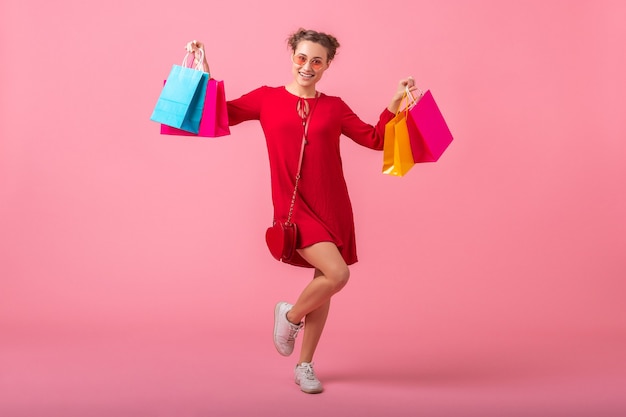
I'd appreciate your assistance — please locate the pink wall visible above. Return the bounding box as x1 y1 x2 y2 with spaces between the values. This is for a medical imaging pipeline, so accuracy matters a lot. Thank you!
1 0 625 413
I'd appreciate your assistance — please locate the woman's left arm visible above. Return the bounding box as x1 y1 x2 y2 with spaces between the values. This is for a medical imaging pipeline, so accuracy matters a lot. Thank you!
341 76 418 150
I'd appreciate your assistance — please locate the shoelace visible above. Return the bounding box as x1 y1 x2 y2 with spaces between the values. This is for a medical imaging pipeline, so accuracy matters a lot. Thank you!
301 363 317 381
287 323 302 342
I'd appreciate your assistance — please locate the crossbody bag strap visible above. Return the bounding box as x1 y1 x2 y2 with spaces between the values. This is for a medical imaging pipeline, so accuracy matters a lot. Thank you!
285 92 320 225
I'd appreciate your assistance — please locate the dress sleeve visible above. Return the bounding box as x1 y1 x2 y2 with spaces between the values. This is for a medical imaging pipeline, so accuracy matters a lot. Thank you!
226 86 268 126
339 99 395 150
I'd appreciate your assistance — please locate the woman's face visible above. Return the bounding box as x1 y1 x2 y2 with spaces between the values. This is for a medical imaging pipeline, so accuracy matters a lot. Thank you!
291 40 330 88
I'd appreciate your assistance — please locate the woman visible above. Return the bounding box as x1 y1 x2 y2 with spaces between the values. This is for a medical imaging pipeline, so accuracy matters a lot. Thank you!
187 29 415 394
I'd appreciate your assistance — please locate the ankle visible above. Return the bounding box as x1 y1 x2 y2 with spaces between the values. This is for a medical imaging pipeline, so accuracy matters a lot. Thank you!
286 311 301 325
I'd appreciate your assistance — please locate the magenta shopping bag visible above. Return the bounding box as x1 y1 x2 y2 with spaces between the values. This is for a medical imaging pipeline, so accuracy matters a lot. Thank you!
406 89 453 162
160 78 230 137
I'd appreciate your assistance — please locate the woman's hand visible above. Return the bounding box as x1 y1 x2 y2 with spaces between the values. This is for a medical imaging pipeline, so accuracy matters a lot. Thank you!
185 40 210 73
387 76 418 113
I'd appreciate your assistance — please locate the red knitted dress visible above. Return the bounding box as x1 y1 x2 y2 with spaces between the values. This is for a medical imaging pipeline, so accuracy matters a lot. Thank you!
227 86 393 267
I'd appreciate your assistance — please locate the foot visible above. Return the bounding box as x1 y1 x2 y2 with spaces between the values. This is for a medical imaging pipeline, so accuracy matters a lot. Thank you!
273 302 303 356
294 362 323 394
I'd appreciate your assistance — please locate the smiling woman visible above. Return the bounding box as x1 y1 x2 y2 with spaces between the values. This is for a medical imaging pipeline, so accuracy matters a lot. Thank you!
286 29 339 97
288 40 331 97
4 0 626 413
185 28 416 394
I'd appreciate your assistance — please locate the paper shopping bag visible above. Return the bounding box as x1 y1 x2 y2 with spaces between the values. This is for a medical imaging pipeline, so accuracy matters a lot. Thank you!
406 90 453 162
382 111 415 176
160 78 230 137
150 64 209 134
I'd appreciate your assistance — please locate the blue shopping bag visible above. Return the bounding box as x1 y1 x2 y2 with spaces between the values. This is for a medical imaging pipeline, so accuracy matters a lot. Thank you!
150 53 209 134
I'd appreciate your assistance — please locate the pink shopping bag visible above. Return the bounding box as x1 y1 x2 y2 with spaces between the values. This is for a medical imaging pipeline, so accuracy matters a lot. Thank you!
160 78 230 137
406 90 453 162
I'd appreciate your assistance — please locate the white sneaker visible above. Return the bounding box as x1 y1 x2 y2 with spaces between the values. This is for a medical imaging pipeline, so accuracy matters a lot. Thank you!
295 362 323 394
273 302 303 356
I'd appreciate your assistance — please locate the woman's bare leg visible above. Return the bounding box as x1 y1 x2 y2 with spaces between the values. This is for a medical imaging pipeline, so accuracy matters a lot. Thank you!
286 242 349 364
298 296 330 364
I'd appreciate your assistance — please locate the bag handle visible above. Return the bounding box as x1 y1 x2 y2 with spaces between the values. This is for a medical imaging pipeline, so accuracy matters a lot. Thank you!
394 93 411 116
182 48 205 71
405 85 425 109
285 92 320 225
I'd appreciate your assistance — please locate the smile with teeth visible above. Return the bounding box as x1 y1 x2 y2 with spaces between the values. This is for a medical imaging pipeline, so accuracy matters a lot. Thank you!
299 71 314 79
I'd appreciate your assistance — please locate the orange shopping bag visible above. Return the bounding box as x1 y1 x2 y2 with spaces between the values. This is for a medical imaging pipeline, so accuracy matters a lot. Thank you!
382 98 415 176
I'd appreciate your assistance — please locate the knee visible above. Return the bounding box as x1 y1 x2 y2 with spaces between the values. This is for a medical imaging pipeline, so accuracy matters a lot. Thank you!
327 265 350 292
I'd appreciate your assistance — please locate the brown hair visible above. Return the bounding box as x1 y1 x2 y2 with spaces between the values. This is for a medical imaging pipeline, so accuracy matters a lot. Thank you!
287 28 340 62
